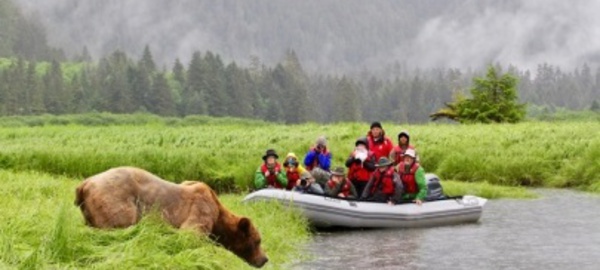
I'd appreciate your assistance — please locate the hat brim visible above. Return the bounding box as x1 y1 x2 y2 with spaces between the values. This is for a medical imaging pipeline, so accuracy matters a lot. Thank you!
262 154 279 161
375 161 393 167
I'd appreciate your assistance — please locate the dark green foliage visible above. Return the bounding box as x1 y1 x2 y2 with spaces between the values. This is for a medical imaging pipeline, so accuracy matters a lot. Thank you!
432 66 526 124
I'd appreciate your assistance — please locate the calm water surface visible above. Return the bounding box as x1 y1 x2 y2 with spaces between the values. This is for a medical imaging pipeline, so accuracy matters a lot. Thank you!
293 190 600 270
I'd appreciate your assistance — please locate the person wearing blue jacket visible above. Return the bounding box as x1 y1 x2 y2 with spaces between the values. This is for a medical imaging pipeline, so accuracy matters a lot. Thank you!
304 135 332 187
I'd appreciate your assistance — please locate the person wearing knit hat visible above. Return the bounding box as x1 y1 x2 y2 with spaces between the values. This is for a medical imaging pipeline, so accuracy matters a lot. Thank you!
360 157 403 205
303 135 332 187
396 148 427 205
345 137 376 196
325 167 358 199
292 171 324 195
254 149 288 190
283 152 307 190
366 121 394 162
389 130 419 165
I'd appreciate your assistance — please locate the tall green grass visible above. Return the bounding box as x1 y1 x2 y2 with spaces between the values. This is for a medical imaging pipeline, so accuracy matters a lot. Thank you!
0 169 310 269
0 114 597 192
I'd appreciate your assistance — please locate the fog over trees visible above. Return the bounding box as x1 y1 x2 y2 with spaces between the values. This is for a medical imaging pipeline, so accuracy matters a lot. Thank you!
1 0 599 123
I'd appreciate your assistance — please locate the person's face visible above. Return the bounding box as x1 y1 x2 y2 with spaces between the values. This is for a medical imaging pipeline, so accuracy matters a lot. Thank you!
371 127 382 137
355 144 366 152
332 174 344 182
403 156 414 164
378 166 387 172
399 136 408 145
266 157 276 165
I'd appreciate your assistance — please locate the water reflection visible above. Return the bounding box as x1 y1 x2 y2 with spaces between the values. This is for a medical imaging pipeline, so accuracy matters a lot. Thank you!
294 190 600 270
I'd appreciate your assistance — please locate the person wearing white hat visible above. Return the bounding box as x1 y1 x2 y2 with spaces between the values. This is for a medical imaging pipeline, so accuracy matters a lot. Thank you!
397 148 427 205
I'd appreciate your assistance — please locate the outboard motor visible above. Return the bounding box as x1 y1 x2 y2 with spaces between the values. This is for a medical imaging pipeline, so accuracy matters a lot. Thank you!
425 173 445 201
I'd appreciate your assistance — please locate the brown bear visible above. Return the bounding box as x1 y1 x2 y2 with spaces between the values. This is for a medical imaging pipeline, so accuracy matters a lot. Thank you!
74 166 268 268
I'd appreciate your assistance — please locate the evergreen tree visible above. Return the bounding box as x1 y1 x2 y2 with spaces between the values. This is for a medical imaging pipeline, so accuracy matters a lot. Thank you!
203 52 227 116
140 45 156 72
183 51 207 115
148 72 175 116
225 62 253 118
42 60 67 114
98 51 133 113
25 61 45 114
431 66 526 123
333 76 361 122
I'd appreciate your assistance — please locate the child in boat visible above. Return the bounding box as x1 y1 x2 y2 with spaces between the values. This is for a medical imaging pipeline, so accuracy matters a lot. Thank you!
283 152 307 190
325 167 358 199
254 149 288 190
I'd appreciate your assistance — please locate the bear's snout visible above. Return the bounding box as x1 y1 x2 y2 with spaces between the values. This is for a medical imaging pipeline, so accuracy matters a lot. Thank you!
253 256 268 268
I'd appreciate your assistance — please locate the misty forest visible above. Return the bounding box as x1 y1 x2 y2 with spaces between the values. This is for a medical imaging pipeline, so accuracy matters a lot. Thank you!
1 0 600 123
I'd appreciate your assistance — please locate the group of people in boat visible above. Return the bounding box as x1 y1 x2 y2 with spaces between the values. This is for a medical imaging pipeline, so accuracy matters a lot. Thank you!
255 122 428 205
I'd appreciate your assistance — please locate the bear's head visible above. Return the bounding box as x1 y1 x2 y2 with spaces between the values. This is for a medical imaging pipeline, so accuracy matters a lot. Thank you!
216 217 268 268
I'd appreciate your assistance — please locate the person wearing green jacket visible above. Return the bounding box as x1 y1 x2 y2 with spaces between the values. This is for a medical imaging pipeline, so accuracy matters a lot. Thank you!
397 149 427 205
254 149 288 189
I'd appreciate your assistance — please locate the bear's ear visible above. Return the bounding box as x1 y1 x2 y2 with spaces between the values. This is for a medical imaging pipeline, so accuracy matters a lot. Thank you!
238 217 251 235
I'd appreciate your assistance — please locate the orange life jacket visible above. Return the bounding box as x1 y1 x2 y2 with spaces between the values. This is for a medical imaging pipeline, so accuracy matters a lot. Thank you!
261 163 283 189
370 167 396 195
398 162 420 194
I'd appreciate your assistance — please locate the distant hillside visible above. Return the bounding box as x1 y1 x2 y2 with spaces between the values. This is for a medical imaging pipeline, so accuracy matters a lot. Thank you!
14 0 600 73
0 0 62 60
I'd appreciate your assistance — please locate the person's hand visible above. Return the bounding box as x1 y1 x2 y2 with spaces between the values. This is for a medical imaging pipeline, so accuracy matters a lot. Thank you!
338 193 346 198
387 200 395 206
414 199 423 206
264 171 271 177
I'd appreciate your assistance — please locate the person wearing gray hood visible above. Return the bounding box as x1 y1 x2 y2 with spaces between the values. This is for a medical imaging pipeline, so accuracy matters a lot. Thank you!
390 130 418 166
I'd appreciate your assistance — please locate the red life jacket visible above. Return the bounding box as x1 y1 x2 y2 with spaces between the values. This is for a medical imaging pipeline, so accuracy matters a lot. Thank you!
398 162 420 194
260 163 284 189
285 169 300 190
306 147 329 171
348 151 375 182
327 179 353 197
392 145 415 165
367 132 393 162
370 167 396 195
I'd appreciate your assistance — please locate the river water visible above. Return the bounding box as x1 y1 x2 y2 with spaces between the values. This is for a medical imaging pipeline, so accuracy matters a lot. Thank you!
293 190 600 270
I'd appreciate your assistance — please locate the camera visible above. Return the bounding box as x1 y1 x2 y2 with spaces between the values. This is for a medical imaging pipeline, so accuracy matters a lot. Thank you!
300 179 308 187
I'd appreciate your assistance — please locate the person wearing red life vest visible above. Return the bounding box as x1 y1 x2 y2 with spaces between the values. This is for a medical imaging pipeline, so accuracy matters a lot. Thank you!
397 149 427 205
283 152 307 190
366 122 394 162
254 149 288 190
389 130 418 165
360 157 402 205
345 137 376 196
325 167 358 199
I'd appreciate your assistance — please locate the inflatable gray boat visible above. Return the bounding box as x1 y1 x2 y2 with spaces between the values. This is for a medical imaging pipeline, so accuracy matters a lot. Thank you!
243 175 487 228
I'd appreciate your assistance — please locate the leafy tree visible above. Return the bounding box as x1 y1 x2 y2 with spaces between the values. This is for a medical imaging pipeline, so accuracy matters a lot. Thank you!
431 66 526 123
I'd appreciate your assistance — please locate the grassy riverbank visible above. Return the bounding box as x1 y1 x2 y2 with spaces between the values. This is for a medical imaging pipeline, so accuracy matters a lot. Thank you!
0 113 597 193
0 169 310 269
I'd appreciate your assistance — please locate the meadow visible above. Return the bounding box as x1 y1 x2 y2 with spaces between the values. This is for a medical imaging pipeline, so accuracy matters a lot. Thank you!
0 169 310 269
2 113 599 268
0 113 597 192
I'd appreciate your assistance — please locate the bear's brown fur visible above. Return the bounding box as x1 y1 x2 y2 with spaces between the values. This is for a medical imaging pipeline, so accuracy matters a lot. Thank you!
75 167 268 268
